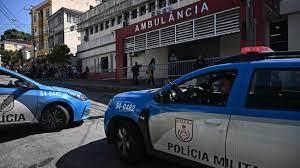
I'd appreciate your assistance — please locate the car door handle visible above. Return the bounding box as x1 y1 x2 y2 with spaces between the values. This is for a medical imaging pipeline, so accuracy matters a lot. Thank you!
205 119 223 126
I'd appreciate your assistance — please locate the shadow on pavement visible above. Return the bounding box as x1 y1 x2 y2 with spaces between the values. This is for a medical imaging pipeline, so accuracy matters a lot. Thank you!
0 124 45 143
56 138 183 168
0 122 83 143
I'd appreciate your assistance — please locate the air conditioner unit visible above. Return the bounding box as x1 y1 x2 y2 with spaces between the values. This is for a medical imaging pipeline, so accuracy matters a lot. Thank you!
162 6 172 14
84 36 89 41
70 25 75 31
151 11 156 17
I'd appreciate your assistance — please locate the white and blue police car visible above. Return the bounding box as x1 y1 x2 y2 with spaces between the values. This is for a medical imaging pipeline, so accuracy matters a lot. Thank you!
0 66 90 131
104 47 300 168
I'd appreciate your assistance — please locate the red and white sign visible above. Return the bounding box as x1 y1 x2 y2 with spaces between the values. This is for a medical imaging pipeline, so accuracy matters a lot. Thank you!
135 1 209 33
121 0 240 36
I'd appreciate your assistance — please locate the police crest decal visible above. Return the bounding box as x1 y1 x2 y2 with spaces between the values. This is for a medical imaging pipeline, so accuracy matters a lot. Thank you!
175 118 193 142
0 95 14 112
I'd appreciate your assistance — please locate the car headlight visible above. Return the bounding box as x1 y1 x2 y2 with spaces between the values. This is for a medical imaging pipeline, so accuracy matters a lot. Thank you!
68 93 88 101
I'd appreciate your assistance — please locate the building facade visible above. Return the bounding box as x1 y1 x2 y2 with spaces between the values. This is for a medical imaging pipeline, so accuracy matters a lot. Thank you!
280 0 300 51
48 8 83 56
30 0 101 59
78 0 293 80
0 39 31 52
0 40 32 60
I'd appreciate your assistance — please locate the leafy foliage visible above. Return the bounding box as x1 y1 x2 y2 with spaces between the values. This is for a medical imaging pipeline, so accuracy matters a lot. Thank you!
1 29 31 41
47 44 71 64
0 49 23 64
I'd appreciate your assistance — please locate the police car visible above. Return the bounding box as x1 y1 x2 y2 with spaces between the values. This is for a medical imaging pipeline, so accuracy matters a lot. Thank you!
0 66 90 131
104 47 300 168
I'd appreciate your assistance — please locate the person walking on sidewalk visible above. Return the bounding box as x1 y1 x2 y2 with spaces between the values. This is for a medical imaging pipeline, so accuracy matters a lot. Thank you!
193 56 207 71
84 66 89 79
146 58 156 87
131 62 142 84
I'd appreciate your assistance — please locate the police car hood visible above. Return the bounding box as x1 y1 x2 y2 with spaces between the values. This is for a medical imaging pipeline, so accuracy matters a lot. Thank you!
114 88 160 101
40 85 83 95
51 86 83 95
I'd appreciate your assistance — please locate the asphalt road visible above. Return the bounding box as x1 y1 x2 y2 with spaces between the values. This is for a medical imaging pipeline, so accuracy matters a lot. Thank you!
0 84 182 168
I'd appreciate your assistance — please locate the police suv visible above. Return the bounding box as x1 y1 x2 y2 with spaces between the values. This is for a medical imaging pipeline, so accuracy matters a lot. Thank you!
0 67 90 131
104 47 300 168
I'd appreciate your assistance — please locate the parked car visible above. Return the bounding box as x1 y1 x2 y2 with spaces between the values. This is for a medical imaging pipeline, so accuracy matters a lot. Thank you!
104 47 300 168
0 66 90 131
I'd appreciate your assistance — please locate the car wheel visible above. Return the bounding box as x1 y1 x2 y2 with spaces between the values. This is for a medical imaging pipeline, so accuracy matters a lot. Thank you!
113 121 145 163
40 105 70 131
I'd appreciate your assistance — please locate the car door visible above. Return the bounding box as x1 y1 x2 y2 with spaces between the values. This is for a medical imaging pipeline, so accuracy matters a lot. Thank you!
0 70 38 125
148 68 239 168
226 67 300 168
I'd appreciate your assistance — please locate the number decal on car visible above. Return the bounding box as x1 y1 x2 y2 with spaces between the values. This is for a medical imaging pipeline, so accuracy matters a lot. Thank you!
40 91 61 97
115 102 136 112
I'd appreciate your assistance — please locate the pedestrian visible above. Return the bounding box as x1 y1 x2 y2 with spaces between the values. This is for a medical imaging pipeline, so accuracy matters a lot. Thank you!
146 58 156 87
84 66 89 79
193 56 207 71
131 62 142 84
169 52 178 76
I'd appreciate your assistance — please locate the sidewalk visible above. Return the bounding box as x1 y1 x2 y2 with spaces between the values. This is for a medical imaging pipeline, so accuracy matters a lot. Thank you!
39 79 160 93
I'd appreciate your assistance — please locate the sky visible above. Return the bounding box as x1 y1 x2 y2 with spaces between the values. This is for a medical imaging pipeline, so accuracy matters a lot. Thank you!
0 0 43 35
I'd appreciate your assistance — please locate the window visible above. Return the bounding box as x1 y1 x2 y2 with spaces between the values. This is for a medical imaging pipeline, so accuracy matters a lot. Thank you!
132 9 138 19
101 57 109 71
247 69 300 111
0 71 32 88
169 0 177 5
124 12 130 21
58 16 62 23
95 25 99 33
67 13 72 23
149 2 155 12
117 15 122 24
160 70 237 106
105 21 110 29
34 14 37 22
85 27 89 36
100 23 104 31
90 27 94 34
111 18 115 27
46 9 50 17
94 59 96 72
159 0 166 8
140 6 146 16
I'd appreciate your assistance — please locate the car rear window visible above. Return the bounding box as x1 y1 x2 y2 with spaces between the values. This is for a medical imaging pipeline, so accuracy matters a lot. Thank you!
247 69 300 111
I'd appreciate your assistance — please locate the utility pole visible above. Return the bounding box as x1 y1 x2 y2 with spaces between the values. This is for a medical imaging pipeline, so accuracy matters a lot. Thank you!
246 0 256 46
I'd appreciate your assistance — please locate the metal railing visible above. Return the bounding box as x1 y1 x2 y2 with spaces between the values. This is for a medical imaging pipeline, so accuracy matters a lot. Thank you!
86 56 226 80
122 57 225 80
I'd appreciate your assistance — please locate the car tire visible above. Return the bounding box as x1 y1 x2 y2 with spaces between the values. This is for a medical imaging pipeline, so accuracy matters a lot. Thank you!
113 120 145 163
40 105 70 131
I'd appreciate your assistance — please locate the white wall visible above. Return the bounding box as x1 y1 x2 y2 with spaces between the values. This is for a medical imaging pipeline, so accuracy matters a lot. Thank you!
288 12 300 51
81 52 115 72
52 0 98 14
63 12 81 55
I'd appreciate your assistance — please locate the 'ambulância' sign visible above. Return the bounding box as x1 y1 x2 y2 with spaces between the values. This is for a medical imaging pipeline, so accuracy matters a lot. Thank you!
135 1 209 33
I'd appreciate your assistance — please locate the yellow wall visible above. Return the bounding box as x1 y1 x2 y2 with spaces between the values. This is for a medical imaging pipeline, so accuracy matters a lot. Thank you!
3 43 25 51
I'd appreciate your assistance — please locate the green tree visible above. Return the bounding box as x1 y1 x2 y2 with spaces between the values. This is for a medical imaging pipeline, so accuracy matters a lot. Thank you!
47 44 71 64
0 49 23 64
0 29 31 41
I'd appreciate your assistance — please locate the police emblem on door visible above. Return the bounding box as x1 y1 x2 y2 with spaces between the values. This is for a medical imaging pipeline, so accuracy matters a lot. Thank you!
0 95 14 112
175 118 193 142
